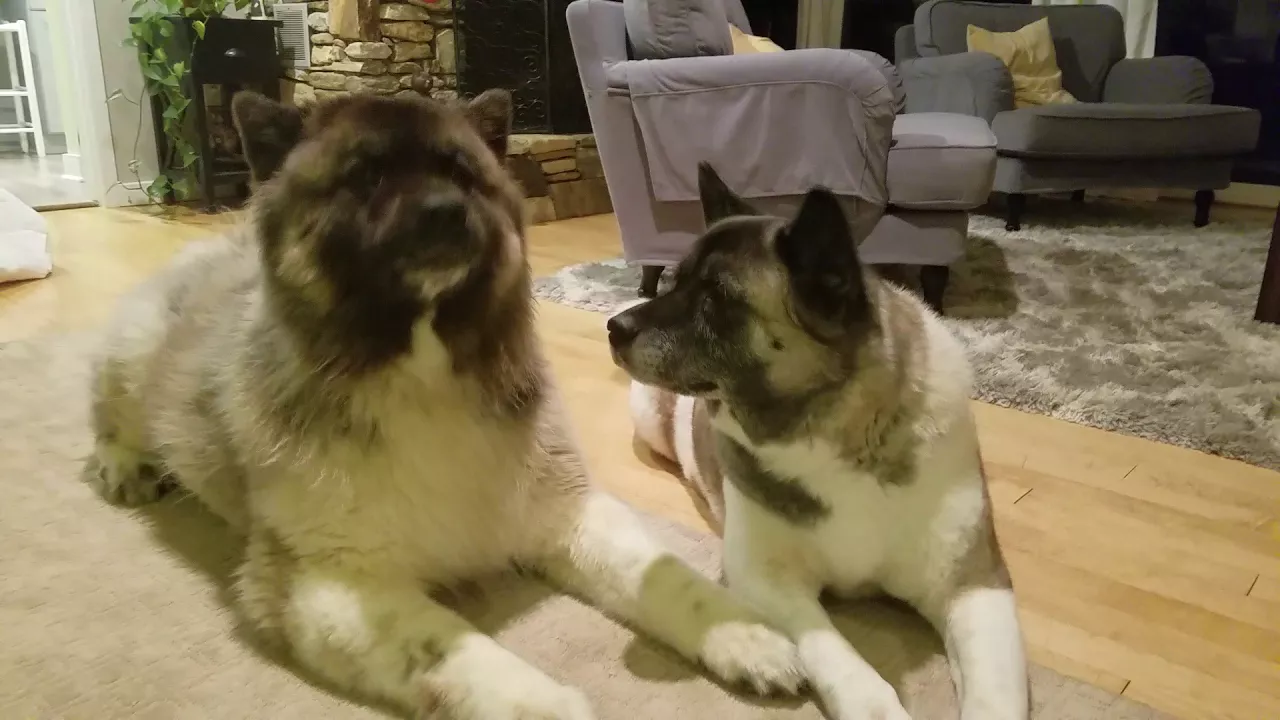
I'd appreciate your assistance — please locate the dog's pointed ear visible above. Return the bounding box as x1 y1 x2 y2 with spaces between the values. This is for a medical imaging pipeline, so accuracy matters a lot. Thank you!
231 91 304 185
698 162 757 226
774 187 872 334
463 88 513 159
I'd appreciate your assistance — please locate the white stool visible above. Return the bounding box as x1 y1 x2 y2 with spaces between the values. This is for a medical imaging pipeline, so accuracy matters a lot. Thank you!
0 20 45 157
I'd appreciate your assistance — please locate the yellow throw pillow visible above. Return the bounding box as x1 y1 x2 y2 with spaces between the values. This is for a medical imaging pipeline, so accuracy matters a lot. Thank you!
729 24 784 54
966 18 1076 108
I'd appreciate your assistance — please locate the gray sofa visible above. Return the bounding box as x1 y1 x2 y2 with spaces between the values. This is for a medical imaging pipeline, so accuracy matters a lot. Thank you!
896 0 1262 231
566 0 997 311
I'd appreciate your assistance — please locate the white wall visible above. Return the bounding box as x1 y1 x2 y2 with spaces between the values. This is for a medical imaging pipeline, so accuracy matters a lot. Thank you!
94 0 159 192
44 0 79 176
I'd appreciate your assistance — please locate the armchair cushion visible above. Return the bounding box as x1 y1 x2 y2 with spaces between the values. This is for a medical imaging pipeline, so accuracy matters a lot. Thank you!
992 103 1261 160
1103 57 1214 105
900 51 1015 124
611 49 896 205
624 0 732 60
965 18 1076 108
729 24 784 54
912 0 1125 101
888 113 996 211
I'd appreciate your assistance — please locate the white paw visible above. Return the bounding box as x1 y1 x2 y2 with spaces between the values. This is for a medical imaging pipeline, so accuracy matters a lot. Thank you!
440 669 596 720
87 439 160 507
824 680 912 720
700 621 806 696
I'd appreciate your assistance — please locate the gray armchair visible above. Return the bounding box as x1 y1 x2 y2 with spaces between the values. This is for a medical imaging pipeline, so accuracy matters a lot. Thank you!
896 0 1261 231
566 0 997 311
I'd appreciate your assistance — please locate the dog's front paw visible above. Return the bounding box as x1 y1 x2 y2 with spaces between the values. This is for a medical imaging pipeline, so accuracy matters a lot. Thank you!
86 439 162 507
700 621 805 696
824 680 912 720
434 668 596 720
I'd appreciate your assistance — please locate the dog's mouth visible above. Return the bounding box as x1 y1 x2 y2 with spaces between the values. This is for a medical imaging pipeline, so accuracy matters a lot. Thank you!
607 332 718 396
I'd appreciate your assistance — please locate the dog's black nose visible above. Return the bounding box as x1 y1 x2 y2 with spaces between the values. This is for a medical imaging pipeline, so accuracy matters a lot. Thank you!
607 313 639 348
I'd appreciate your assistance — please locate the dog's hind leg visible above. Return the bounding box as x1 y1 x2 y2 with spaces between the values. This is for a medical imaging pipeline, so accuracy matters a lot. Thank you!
925 587 1029 720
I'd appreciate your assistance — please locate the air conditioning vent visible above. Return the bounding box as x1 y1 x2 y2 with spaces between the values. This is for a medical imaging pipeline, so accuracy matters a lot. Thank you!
273 3 310 69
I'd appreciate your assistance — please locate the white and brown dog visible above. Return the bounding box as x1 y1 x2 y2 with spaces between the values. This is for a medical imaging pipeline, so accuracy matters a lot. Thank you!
609 164 1030 720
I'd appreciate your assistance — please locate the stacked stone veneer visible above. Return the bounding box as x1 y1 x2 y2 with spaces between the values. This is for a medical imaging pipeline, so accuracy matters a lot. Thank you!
283 0 456 105
507 134 611 223
280 0 610 222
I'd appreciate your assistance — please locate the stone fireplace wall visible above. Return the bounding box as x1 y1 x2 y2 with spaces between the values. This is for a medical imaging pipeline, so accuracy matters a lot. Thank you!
282 0 456 105
278 0 609 222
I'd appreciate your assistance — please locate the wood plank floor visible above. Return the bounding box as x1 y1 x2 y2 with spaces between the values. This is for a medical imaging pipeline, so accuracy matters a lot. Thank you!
4 207 1278 720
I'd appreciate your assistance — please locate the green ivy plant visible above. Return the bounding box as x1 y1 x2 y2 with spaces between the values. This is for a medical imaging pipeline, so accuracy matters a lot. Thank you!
117 0 251 203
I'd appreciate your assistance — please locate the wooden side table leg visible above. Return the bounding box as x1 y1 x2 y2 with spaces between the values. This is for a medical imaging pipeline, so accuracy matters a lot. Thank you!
1256 206 1280 325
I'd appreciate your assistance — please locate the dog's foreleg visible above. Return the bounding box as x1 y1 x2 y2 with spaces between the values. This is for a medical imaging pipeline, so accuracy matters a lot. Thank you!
534 492 804 695
932 587 1030 720
723 557 911 720
271 563 595 719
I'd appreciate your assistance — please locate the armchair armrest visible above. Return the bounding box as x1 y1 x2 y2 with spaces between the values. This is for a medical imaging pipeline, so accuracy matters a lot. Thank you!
848 49 905 115
900 52 1014 124
607 48 893 106
1103 56 1214 104
608 49 896 206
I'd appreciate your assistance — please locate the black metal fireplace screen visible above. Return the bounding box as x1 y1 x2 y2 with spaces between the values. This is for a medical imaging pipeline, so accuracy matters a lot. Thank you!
454 0 592 134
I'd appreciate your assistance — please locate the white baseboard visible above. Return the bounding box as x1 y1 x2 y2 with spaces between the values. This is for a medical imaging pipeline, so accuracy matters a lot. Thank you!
102 180 154 208
60 152 83 180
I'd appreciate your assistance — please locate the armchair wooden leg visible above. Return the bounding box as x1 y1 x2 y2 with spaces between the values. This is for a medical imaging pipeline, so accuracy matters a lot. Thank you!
920 265 950 315
1194 190 1214 228
639 265 664 298
1005 193 1026 232
1255 205 1280 325
1071 189 1086 203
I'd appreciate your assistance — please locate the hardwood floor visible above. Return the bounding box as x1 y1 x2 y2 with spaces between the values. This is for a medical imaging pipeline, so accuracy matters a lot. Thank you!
4 207 1278 719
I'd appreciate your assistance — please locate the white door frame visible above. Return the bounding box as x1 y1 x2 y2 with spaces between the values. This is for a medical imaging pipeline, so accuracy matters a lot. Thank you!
50 0 121 207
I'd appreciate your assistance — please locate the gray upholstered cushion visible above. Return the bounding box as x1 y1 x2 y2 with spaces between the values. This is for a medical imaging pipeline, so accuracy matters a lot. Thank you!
912 0 1125 102
992 103 1261 159
889 113 996 210
1102 57 1215 105
624 0 732 60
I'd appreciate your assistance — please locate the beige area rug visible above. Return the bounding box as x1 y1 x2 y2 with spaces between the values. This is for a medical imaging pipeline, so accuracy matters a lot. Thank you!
0 331 1172 719
534 200 1280 471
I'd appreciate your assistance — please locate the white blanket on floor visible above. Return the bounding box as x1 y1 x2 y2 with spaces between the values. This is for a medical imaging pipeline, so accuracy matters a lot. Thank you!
0 188 52 284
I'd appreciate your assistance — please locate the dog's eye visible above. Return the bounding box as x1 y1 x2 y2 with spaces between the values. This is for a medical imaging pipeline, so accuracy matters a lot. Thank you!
700 294 716 315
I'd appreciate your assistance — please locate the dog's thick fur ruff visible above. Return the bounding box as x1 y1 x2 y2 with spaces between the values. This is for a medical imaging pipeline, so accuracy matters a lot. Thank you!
611 165 1031 720
86 92 803 719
